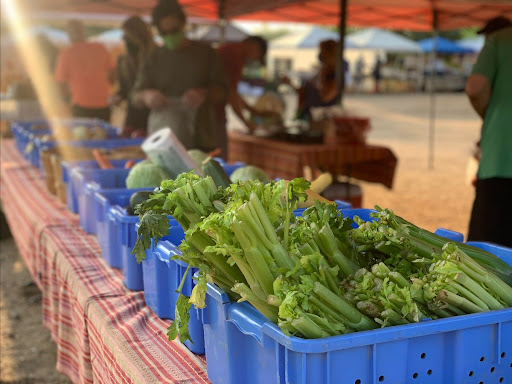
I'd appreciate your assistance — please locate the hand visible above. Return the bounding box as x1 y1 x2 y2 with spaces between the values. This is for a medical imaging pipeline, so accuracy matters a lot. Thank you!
109 94 123 106
143 89 169 109
245 120 258 134
182 88 206 109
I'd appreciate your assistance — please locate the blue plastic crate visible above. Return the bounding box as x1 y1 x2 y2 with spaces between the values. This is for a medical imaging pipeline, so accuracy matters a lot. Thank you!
63 158 143 214
13 119 119 167
201 208 512 384
294 199 352 217
71 168 131 230
139 223 205 355
94 188 152 268
62 159 138 213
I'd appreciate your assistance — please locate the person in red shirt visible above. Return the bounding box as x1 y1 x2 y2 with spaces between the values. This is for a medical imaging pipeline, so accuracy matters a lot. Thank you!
217 36 267 134
55 20 115 121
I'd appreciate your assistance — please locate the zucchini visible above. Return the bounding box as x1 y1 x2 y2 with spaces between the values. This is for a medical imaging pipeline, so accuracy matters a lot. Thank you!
201 157 232 188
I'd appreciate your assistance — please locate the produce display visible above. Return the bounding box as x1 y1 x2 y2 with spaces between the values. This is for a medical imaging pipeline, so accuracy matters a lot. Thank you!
133 174 512 342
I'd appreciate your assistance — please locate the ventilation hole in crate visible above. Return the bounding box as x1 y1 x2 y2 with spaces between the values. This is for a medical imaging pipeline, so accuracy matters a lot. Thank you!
510 363 512 368
491 367 495 373
427 370 432 375
499 378 504 383
469 371 475 377
379 376 384 382
412 373 419 379
478 381 484 384
481 357 486 362
355 380 361 384
420 353 426 359
502 352 506 358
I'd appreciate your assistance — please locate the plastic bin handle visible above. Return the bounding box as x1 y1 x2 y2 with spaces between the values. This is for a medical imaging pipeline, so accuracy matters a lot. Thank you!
226 303 267 346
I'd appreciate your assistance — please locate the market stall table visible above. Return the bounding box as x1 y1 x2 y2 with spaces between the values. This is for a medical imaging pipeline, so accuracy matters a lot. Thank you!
0 138 209 384
228 131 397 188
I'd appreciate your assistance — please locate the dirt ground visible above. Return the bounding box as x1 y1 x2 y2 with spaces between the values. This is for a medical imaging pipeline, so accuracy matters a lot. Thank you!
0 92 481 383
0 234 71 383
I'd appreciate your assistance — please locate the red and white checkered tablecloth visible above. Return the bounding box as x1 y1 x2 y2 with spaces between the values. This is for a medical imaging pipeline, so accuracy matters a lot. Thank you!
0 139 209 384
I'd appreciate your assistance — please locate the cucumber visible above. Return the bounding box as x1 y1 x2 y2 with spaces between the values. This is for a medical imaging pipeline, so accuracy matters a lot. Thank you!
201 157 232 188
129 191 153 210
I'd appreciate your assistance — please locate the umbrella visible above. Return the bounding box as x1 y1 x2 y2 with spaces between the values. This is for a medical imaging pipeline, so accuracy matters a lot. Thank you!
458 36 485 52
271 27 355 49
346 28 422 53
419 36 474 54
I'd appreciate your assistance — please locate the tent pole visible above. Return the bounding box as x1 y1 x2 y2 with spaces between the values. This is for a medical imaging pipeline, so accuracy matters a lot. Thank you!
218 0 226 45
428 9 438 170
337 0 348 106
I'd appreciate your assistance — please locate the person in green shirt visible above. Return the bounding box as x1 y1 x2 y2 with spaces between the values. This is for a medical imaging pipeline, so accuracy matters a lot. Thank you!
465 16 512 247
132 0 228 157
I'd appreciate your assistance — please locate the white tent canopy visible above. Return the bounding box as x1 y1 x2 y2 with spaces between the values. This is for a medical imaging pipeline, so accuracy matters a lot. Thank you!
346 28 422 53
188 23 249 43
457 36 485 52
1 25 70 46
271 27 353 49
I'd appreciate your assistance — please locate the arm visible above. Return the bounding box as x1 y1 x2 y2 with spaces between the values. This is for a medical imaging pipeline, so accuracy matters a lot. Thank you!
131 53 168 109
465 74 491 119
467 34 497 120
228 89 257 132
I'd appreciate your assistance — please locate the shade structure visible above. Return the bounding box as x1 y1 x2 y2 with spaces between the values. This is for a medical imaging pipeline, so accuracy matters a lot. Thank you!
346 28 422 52
419 36 474 53
271 27 356 49
6 0 512 32
89 28 163 46
457 36 485 52
189 23 249 42
1 25 70 46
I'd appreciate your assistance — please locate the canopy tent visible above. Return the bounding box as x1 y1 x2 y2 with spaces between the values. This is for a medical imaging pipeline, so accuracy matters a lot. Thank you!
1 25 70 46
346 28 422 52
458 36 485 52
188 23 249 43
419 36 474 54
271 27 355 49
89 28 163 46
7 0 512 31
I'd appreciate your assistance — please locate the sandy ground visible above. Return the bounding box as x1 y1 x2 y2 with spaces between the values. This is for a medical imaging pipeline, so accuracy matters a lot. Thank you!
0 92 481 382
344 92 480 237
0 237 71 384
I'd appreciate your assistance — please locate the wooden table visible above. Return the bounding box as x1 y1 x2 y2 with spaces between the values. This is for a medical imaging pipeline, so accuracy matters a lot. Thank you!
228 131 398 189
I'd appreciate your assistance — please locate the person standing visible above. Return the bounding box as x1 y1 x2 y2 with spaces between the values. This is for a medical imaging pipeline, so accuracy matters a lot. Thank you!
372 55 382 93
54 20 115 121
465 16 512 247
354 55 365 93
112 16 155 138
132 0 228 156
217 35 268 135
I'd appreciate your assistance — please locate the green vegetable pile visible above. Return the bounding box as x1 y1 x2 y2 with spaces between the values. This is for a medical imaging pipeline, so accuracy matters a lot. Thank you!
133 173 512 342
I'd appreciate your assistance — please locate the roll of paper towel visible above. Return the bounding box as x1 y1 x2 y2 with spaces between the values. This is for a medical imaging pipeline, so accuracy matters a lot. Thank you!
142 127 202 178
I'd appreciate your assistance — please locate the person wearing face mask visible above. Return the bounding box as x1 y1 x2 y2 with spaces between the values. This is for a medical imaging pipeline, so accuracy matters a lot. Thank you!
111 16 155 138
217 36 268 134
132 0 228 156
